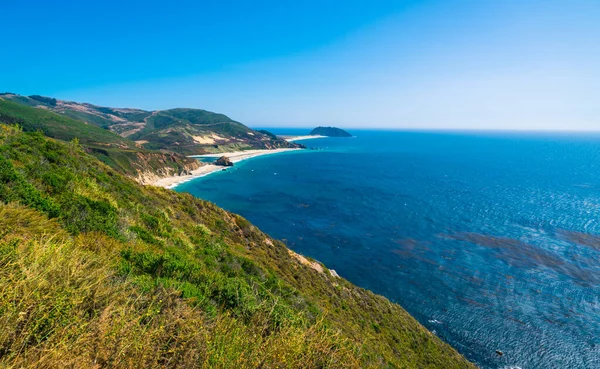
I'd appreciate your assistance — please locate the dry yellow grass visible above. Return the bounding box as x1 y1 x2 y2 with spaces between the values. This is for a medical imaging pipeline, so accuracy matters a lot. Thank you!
0 123 476 369
0 204 363 369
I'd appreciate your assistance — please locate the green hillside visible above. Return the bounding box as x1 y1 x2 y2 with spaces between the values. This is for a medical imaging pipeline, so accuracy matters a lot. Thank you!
0 99 199 182
0 98 135 149
0 93 151 130
131 108 298 155
0 124 476 368
0 94 301 155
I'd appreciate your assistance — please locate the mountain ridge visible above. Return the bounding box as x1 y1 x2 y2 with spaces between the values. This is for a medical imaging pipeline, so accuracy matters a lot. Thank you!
0 98 201 184
0 93 301 155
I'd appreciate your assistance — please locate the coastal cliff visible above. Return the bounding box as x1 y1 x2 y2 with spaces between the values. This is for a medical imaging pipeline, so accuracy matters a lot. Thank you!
86 147 202 185
131 153 202 185
0 95 476 368
0 123 476 367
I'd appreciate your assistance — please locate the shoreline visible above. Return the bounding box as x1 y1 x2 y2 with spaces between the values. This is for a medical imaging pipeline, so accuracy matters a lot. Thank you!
281 135 326 142
152 148 302 189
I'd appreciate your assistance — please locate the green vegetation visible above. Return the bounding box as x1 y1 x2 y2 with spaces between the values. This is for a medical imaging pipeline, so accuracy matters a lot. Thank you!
310 126 352 137
145 108 239 130
0 99 199 182
0 98 135 149
28 95 57 106
130 108 300 155
0 93 151 129
257 129 278 139
0 93 302 156
0 123 476 368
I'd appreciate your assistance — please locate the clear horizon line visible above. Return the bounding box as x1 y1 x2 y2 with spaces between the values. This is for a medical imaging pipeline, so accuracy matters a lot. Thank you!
3 92 598 134
252 126 600 133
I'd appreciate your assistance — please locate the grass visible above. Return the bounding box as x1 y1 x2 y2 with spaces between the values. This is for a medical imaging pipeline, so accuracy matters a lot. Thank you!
0 206 359 368
0 99 135 149
1 94 300 156
0 99 199 181
0 93 151 129
130 108 300 155
0 123 477 368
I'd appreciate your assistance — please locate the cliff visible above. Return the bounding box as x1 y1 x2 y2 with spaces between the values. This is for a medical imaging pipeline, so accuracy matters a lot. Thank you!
0 123 476 368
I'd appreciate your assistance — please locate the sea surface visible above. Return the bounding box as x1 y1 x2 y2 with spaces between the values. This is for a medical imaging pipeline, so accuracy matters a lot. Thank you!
176 130 600 369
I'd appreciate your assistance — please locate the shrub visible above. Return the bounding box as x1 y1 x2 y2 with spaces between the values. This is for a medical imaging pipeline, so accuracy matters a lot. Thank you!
0 156 60 217
60 194 119 236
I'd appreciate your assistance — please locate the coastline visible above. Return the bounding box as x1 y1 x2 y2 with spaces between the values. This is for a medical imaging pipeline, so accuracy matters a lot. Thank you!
152 148 302 189
282 135 326 142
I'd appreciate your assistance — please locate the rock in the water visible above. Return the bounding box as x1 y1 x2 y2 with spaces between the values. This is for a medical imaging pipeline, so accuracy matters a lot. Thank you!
215 156 233 166
309 126 352 137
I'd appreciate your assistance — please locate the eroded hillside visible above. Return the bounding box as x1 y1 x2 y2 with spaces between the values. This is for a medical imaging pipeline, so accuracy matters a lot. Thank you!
0 94 301 155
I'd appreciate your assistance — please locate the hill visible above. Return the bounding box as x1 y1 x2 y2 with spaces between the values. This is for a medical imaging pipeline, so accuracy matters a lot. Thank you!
0 124 476 367
129 108 301 155
0 98 200 184
310 126 352 137
0 93 301 155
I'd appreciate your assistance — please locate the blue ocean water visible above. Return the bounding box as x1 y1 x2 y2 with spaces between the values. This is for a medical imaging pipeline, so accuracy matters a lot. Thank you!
176 130 600 369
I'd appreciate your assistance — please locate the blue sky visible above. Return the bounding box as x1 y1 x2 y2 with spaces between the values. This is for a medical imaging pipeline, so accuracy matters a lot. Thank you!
2 0 599 129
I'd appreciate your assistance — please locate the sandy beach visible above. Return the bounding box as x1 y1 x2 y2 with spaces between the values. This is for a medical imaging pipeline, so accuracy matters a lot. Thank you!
152 148 302 189
281 135 326 142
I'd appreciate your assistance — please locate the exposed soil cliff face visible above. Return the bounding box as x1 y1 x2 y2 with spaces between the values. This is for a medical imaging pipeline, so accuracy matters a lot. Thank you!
132 152 202 185
85 146 202 185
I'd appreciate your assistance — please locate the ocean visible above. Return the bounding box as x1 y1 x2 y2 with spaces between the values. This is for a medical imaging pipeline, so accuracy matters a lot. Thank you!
175 129 600 369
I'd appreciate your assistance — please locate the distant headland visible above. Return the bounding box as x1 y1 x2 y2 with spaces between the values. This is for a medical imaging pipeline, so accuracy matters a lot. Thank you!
278 126 352 142
309 126 352 137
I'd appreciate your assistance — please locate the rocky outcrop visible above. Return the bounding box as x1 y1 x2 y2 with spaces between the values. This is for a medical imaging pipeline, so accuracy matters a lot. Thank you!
133 155 202 185
287 249 325 274
135 168 184 185
118 152 203 185
310 126 352 137
215 156 233 166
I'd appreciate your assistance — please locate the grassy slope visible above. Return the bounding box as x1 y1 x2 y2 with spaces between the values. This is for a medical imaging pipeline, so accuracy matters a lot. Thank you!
0 98 135 149
0 100 198 180
0 124 476 368
0 94 299 155
132 108 299 155
0 93 152 130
